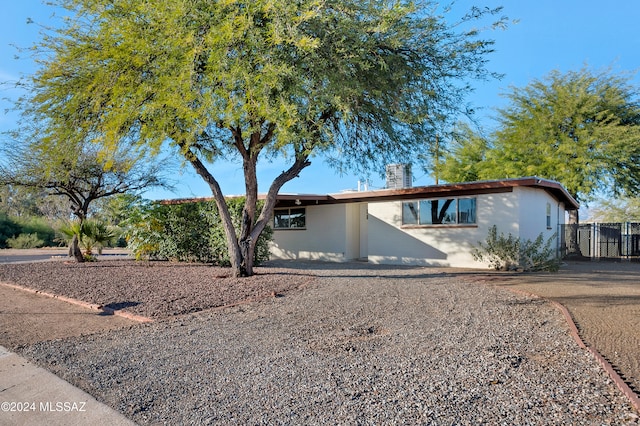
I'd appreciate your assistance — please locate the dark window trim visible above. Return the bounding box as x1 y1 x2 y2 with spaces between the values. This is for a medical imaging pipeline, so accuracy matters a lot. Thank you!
401 197 477 226
401 224 478 230
273 207 307 230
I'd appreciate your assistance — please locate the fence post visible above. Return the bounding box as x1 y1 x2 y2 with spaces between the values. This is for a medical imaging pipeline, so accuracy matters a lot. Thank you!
625 222 630 261
592 223 598 261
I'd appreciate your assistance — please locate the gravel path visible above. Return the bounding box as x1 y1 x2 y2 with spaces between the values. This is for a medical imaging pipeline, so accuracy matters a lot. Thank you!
11 261 640 425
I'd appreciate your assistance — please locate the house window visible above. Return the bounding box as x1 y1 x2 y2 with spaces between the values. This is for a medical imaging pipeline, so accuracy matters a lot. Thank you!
458 198 477 224
402 197 476 226
274 208 306 229
546 203 552 229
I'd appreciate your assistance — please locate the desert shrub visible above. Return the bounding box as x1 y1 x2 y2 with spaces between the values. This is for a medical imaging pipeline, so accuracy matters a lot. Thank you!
6 233 45 249
81 219 118 255
17 216 56 246
0 213 20 248
123 198 272 265
472 225 560 272
56 219 118 259
0 213 55 248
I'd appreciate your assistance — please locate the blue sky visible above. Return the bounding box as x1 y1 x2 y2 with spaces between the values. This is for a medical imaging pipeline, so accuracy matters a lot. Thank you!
1 1 639 200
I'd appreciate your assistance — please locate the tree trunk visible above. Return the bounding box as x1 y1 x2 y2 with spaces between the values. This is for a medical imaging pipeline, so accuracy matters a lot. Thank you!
239 153 259 277
239 234 256 277
180 148 245 276
70 233 85 262
223 153 310 277
180 138 311 277
566 209 581 256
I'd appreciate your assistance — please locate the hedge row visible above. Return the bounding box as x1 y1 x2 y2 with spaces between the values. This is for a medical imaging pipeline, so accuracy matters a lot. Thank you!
124 198 272 265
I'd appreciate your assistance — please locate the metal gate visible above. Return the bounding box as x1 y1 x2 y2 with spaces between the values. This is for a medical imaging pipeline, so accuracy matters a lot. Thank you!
561 222 640 260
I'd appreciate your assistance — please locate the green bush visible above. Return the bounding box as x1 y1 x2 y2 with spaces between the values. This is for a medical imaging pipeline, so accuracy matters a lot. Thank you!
0 213 56 248
18 216 56 246
123 198 272 265
58 219 118 256
6 233 45 249
472 225 560 272
0 213 20 248
81 219 118 255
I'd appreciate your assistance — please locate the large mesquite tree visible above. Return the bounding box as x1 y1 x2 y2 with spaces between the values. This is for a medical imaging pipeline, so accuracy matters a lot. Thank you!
18 0 505 276
0 139 165 262
441 68 640 216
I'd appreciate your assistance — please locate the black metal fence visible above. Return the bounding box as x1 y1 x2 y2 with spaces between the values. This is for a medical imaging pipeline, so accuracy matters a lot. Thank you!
560 222 640 261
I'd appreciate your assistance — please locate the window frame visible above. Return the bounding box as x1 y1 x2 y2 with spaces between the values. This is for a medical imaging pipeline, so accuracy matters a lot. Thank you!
401 197 477 227
273 207 306 230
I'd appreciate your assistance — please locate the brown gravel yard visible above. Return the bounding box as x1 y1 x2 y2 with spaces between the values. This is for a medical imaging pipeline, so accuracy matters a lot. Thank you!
0 254 639 424
0 259 315 322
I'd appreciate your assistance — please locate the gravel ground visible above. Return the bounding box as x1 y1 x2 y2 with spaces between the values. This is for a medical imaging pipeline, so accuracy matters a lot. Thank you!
0 260 313 319
9 261 640 425
485 260 640 399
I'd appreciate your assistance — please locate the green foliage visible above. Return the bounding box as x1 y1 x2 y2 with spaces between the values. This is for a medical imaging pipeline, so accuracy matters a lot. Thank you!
0 213 56 248
57 218 117 258
0 136 167 223
1 185 71 220
0 212 21 248
438 123 494 183
6 233 45 249
15 216 56 246
473 225 560 272
123 198 272 265
20 0 505 173
92 194 143 247
442 67 640 204
588 197 640 223
81 219 118 255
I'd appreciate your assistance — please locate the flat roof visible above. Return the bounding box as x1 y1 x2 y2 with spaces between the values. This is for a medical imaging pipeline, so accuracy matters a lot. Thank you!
271 177 580 210
161 177 580 210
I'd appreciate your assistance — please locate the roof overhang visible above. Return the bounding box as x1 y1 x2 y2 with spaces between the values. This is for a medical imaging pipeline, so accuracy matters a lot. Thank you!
271 177 580 210
160 177 580 211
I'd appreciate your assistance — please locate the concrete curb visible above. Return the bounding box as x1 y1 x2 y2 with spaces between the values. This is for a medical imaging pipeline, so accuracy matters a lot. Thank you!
0 282 153 323
506 287 640 413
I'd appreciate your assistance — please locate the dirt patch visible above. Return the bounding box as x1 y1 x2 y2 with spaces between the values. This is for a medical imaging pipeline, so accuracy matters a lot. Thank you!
0 284 136 348
478 260 640 396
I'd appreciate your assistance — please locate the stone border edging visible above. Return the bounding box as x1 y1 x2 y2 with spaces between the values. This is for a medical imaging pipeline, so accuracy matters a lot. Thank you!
0 281 153 323
506 286 640 413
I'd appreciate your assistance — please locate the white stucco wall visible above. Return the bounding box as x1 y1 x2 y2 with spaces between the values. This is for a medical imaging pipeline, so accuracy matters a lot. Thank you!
514 186 565 255
367 192 522 268
515 187 564 240
269 204 358 262
269 188 568 268
345 203 366 260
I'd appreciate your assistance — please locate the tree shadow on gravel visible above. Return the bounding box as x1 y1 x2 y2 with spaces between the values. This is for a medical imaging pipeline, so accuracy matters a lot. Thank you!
101 301 141 313
260 259 501 280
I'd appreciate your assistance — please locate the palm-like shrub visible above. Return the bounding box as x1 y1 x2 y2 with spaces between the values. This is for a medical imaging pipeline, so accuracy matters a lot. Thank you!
57 219 117 259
